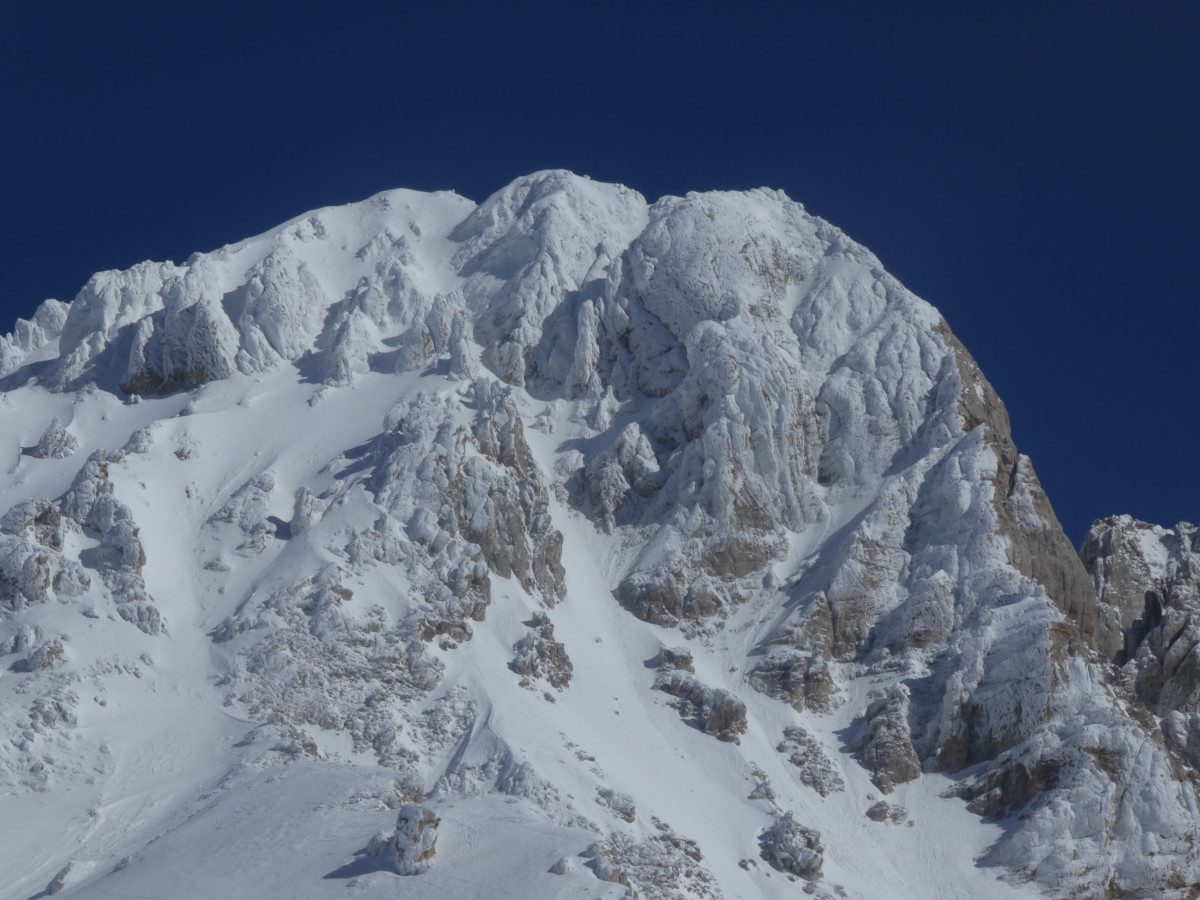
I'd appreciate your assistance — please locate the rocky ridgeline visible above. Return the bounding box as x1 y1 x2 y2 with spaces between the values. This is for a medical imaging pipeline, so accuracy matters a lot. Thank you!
1 170 1198 898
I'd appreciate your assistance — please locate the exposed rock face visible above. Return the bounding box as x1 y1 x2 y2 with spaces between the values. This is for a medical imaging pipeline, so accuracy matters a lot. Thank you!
1082 515 1200 669
44 863 73 895
584 421 663 530
653 668 748 744
852 686 922 793
747 641 836 713
1082 516 1200 774
458 384 565 604
122 292 240 395
652 646 695 673
366 383 565 625
937 323 1098 649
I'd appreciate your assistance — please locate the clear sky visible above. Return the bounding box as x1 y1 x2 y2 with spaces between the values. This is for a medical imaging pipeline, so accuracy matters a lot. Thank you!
2 2 1196 543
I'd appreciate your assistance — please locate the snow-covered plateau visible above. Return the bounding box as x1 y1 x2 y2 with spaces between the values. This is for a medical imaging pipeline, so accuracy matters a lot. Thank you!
1 171 1196 899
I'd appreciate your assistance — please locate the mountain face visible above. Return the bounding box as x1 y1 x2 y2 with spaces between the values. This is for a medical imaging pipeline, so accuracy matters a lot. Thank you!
1083 518 1200 748
1 171 1196 900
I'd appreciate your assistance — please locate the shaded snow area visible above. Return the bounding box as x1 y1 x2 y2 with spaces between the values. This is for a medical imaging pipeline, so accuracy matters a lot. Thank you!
2 171 1197 900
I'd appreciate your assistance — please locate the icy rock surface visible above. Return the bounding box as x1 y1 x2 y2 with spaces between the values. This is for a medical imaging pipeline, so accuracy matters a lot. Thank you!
510 610 573 689
0 170 1197 900
653 667 748 743
759 811 823 879
777 725 844 797
0 298 68 378
34 418 78 460
1082 516 1200 773
392 803 439 874
581 819 720 900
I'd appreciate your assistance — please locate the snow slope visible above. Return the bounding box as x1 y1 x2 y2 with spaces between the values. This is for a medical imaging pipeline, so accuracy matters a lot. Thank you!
1 171 1196 900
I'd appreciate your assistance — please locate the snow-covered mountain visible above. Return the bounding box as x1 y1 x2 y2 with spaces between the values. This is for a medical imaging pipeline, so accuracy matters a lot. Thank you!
2 171 1196 899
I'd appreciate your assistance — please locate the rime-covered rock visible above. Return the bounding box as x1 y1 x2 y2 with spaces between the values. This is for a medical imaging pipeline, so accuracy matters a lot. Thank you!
392 803 439 874
748 645 837 713
581 820 718 900
1081 516 1200 781
865 801 906 824
34 418 78 460
17 640 66 672
510 611 572 689
852 686 921 793
777 726 844 796
653 669 747 743
1082 515 1200 674
1 500 70 552
208 471 277 555
652 646 695 673
596 787 637 822
0 519 90 613
121 426 154 455
122 279 240 395
0 298 68 378
759 812 823 879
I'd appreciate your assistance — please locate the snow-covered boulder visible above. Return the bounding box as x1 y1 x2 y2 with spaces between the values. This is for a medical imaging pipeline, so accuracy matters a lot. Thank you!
759 812 823 880
510 611 572 689
653 668 748 743
392 803 439 875
34 418 77 460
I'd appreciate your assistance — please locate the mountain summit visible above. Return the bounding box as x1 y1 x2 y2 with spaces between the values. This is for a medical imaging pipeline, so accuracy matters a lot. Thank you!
1 171 1195 899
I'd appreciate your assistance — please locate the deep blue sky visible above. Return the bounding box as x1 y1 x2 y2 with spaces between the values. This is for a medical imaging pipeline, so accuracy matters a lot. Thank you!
2 2 1197 543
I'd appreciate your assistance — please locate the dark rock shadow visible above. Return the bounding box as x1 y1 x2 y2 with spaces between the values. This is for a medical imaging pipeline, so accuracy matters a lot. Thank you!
334 436 385 481
324 849 393 880
266 516 292 540
293 350 326 385
424 357 451 378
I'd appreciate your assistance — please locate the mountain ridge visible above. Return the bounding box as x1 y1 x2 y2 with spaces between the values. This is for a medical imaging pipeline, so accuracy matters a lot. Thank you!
1 170 1195 899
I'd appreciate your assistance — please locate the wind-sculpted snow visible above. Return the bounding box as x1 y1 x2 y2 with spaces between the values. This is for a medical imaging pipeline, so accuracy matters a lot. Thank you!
453 170 649 387
0 297 68 378
1 170 1196 899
